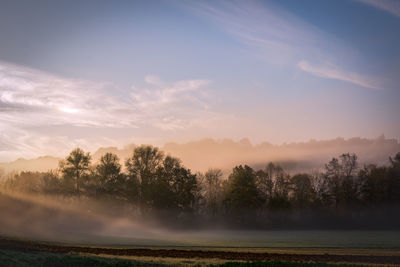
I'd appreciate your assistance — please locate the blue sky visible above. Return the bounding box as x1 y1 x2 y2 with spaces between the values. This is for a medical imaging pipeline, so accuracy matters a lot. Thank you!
0 0 399 161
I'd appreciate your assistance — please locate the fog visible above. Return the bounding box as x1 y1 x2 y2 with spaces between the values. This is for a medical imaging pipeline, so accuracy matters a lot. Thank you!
1 191 400 248
1 136 399 174
0 191 168 245
163 136 400 173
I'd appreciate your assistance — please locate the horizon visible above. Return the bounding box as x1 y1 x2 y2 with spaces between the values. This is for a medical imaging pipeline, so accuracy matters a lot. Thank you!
2 134 399 161
1 135 399 175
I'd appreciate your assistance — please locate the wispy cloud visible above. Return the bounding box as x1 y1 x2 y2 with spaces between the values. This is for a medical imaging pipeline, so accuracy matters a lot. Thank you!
132 77 210 110
144 75 164 87
0 61 219 161
130 76 212 130
356 0 400 17
184 0 387 89
297 60 381 90
183 0 347 65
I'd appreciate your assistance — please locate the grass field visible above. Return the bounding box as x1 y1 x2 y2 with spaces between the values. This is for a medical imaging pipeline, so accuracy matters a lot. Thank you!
0 248 392 267
1 236 400 266
6 230 400 249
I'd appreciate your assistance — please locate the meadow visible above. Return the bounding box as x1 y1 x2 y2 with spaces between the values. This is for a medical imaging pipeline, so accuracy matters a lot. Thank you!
1 248 388 267
1 232 400 267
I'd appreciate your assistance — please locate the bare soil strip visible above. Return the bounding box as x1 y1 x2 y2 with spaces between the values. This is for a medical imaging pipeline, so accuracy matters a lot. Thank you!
1 238 400 265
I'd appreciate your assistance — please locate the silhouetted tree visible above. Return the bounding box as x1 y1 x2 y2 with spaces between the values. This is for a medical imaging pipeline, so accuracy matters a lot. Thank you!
202 168 224 217
42 171 62 194
388 152 400 203
290 174 315 208
323 153 359 208
150 158 176 211
125 145 163 206
255 168 273 206
359 164 388 205
59 148 91 196
224 165 262 212
92 153 125 198
164 156 198 214
125 146 198 215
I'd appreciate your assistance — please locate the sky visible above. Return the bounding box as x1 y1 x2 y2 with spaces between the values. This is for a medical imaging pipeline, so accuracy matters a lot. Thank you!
0 0 399 161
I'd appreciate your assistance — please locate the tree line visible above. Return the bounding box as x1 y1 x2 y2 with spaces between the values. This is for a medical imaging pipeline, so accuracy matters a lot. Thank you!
1 145 400 228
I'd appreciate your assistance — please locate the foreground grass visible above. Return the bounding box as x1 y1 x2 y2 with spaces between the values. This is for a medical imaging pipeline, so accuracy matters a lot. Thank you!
0 249 165 267
0 248 390 267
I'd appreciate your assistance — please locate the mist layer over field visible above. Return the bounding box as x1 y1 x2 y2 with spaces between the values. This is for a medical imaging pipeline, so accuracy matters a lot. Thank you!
1 136 399 174
1 191 400 249
0 192 160 243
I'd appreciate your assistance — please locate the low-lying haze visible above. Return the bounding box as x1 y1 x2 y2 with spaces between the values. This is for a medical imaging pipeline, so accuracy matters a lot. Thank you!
1 136 398 174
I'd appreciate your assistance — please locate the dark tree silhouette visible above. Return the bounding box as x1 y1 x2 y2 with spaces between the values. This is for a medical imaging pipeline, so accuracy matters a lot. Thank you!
290 174 315 208
126 145 163 207
59 148 91 196
202 168 224 217
90 153 125 198
224 165 262 212
323 153 359 208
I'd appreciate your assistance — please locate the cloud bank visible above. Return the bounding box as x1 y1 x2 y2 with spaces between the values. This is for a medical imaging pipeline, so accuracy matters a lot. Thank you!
0 61 218 161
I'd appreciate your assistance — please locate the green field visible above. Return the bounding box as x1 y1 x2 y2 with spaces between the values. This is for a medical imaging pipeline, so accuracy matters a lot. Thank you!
126 230 400 248
26 230 400 249
1 232 400 267
0 248 391 267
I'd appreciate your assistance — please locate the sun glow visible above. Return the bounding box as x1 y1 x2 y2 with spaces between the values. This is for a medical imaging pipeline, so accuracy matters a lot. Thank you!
58 106 80 114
